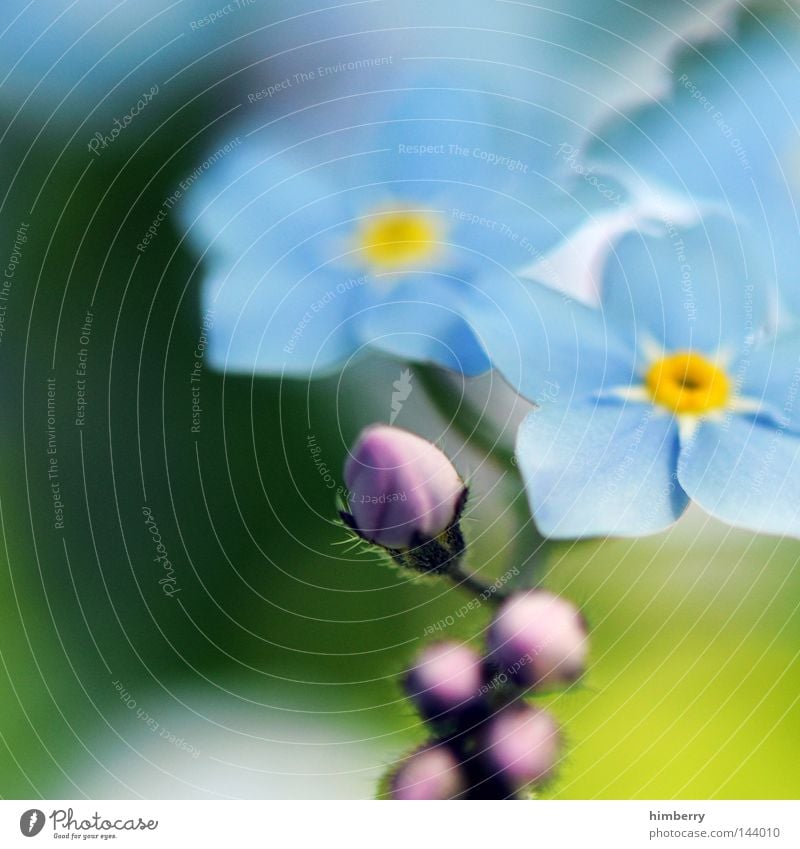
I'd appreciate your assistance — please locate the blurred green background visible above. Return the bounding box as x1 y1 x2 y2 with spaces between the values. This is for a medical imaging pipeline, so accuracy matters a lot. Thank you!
0 0 797 800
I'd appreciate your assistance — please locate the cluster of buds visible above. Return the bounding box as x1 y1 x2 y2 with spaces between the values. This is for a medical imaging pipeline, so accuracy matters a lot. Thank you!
338 424 589 799
389 589 588 799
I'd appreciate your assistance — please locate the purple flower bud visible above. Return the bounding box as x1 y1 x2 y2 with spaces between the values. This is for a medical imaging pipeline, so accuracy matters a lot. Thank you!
479 705 561 791
488 590 588 689
343 425 466 550
390 744 465 800
406 641 484 720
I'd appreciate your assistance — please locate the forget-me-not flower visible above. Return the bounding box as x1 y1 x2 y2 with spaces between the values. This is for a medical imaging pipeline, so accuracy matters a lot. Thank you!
181 67 627 376
179 0 745 378
464 213 800 539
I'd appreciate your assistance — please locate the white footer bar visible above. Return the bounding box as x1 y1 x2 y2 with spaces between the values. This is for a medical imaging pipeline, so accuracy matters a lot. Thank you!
3 800 798 847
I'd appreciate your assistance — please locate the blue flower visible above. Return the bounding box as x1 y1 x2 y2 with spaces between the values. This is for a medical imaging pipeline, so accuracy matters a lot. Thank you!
586 7 800 317
181 66 626 376
464 213 800 539
179 1 742 377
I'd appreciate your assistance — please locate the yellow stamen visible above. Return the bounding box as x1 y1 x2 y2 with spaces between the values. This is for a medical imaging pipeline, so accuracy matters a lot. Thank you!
645 351 731 415
356 209 443 271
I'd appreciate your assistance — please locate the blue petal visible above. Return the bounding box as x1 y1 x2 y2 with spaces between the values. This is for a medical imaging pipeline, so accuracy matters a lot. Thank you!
182 144 376 374
181 141 368 263
448 184 623 274
600 215 770 356
516 399 687 539
462 274 636 405
201 255 363 377
588 11 800 316
355 72 553 195
589 13 800 209
737 332 800 432
677 415 800 538
245 77 579 209
358 298 491 376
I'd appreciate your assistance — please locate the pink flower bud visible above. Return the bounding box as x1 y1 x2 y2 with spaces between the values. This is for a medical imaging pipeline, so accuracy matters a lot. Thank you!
390 744 465 800
343 425 466 550
479 705 561 791
488 590 588 689
406 641 485 720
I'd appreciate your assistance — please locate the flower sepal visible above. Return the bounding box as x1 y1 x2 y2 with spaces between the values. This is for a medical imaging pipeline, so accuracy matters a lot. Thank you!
340 487 468 576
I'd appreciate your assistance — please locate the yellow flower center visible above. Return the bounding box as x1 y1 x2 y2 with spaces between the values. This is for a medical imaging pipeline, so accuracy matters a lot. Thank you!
356 209 443 271
645 351 731 415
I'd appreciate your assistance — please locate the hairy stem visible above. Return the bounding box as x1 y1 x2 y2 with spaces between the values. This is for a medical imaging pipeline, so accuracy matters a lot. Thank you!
414 364 517 469
447 560 509 602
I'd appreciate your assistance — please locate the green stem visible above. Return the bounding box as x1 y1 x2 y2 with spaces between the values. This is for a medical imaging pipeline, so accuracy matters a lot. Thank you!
447 560 509 602
414 365 517 470
389 517 510 601
415 363 551 587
